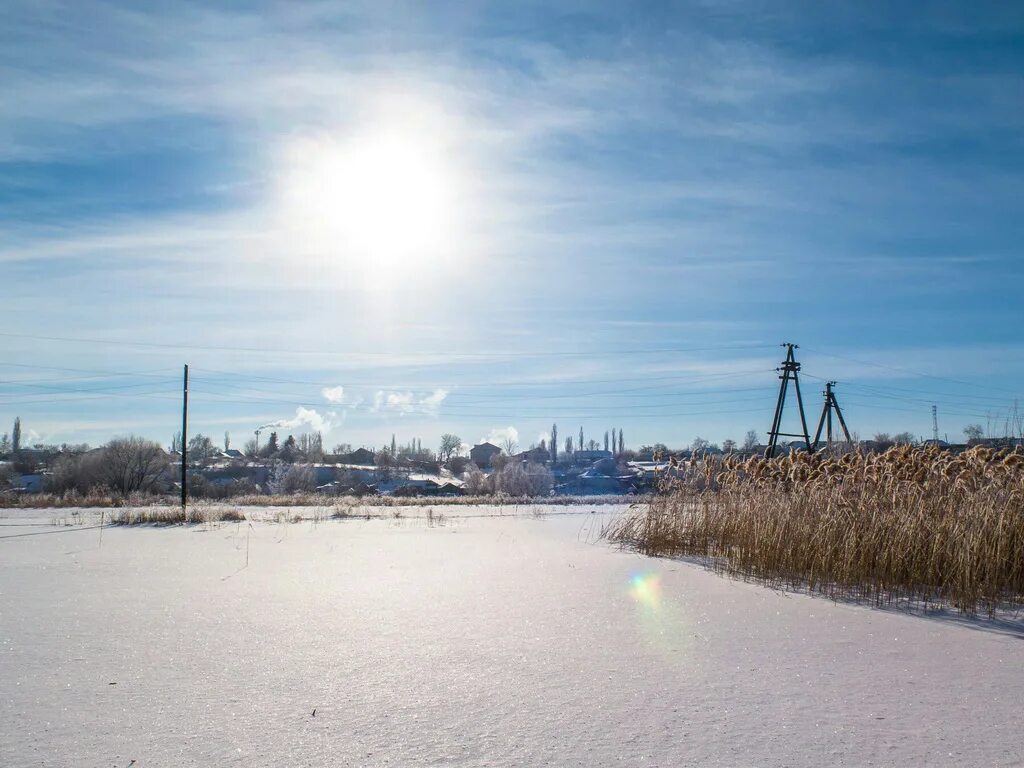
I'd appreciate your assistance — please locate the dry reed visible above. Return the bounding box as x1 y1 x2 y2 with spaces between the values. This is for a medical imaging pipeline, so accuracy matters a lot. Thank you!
606 445 1024 615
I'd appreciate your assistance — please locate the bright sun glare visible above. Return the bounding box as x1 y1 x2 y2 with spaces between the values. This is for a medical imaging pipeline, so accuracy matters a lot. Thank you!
280 126 461 278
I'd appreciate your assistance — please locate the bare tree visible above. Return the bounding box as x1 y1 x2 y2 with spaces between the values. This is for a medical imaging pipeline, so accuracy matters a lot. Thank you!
501 436 519 455
188 434 217 463
101 437 167 495
722 439 737 453
439 433 462 463
742 430 758 451
963 424 984 443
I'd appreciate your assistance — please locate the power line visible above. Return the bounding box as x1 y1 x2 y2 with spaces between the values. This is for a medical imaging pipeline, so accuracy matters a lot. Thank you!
0 331 774 360
801 346 1022 396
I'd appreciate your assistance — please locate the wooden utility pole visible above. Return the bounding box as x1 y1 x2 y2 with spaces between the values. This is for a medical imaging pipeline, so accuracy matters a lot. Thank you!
181 364 189 514
766 343 812 458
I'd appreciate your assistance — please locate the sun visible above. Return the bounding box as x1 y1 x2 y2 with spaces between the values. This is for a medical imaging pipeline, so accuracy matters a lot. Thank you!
278 125 461 278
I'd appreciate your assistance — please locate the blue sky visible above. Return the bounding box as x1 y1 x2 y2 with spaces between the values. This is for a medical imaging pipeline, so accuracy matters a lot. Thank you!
1 0 1023 451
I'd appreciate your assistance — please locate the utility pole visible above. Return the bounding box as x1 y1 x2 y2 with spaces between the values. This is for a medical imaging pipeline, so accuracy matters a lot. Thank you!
766 343 812 458
932 405 939 443
181 364 189 514
812 381 852 448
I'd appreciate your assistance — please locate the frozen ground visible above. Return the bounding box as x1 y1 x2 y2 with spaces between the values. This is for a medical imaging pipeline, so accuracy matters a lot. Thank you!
1 506 1022 768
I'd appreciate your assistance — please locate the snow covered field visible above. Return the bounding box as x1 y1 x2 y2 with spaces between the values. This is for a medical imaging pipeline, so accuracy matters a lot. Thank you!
2 506 1022 767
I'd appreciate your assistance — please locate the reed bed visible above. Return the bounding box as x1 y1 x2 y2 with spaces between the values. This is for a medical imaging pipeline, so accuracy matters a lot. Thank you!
112 506 246 525
606 445 1024 615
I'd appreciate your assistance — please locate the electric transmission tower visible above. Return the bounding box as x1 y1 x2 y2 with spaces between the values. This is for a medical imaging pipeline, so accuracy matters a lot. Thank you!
932 405 939 443
765 343 812 458
812 381 852 447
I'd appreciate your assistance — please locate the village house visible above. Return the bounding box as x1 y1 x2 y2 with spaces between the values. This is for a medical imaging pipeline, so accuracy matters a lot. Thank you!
470 442 501 467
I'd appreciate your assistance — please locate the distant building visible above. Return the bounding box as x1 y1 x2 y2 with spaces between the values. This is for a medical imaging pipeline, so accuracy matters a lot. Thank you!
470 442 501 467
573 449 612 464
515 447 551 464
334 448 375 465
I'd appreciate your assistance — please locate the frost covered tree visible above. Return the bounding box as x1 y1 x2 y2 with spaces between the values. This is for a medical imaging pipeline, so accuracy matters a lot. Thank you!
494 462 553 496
281 464 315 493
463 465 491 495
963 424 984 443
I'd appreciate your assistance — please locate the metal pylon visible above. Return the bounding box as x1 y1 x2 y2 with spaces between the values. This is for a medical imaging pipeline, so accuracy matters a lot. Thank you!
766 343 812 458
812 381 852 448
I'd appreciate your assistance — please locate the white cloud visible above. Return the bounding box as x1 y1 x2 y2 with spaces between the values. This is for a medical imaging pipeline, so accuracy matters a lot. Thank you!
482 425 519 447
372 389 448 415
321 385 345 404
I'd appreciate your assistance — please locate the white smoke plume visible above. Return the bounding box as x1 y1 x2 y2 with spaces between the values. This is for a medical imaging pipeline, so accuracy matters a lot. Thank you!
258 407 339 433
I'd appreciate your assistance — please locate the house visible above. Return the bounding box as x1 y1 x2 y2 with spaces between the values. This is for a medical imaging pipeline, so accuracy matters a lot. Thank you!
470 442 501 467
325 448 376 465
392 474 465 497
573 449 612 464
515 447 551 464
224 449 245 459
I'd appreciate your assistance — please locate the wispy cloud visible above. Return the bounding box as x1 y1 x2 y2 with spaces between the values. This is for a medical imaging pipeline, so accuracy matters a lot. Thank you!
372 389 448 415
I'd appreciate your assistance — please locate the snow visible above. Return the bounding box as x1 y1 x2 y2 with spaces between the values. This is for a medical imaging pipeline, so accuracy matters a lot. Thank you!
1 506 1022 767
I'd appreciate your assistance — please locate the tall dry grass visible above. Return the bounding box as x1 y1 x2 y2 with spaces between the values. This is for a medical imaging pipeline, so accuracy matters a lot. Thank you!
606 445 1024 615
112 506 245 525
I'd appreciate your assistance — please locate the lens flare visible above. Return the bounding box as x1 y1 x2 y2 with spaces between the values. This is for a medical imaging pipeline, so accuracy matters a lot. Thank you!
629 572 662 610
627 570 693 662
